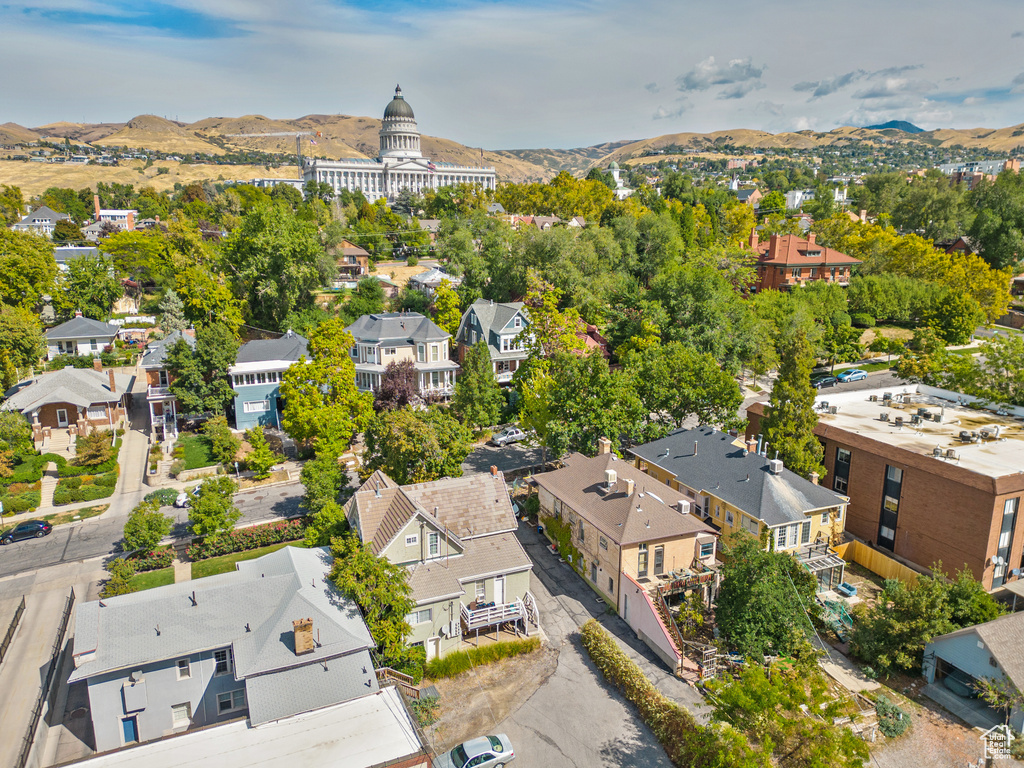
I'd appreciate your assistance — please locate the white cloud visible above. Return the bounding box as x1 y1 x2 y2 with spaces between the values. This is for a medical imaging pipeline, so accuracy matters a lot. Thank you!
653 99 693 119
676 56 765 94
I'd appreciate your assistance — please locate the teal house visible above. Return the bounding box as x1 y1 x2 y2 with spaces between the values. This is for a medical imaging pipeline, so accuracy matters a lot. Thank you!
229 331 307 430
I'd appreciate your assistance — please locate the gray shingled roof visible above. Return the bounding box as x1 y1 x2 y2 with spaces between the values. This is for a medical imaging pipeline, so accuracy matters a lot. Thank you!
346 312 449 344
455 299 529 361
15 206 68 226
628 426 846 527
45 316 120 341
408 267 460 288
930 611 1024 691
70 547 373 689
3 368 133 412
140 330 195 369
406 532 532 605
533 452 716 546
234 330 308 365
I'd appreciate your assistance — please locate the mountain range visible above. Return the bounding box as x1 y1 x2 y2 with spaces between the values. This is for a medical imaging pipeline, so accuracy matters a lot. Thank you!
2 114 1023 185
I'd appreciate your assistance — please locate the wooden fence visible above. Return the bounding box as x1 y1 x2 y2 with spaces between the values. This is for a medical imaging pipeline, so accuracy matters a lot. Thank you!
834 540 922 585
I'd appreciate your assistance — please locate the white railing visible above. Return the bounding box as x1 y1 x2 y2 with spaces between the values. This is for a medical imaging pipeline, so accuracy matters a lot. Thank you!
523 591 540 635
461 599 525 632
495 372 514 383
147 385 171 398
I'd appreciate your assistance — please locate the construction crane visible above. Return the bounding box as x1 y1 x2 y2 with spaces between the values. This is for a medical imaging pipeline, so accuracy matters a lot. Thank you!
225 131 323 180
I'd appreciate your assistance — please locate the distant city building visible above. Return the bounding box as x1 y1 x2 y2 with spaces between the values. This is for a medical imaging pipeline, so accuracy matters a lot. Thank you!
303 85 496 203
608 161 633 200
936 159 1020 191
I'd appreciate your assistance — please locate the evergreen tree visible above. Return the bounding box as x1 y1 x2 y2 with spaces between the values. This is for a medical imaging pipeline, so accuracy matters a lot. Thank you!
760 326 824 479
159 290 188 334
452 342 503 429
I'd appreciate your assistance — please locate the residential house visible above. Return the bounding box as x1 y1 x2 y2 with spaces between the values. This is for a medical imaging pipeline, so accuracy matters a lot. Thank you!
936 236 978 256
454 299 530 384
3 366 133 441
407 267 461 296
229 330 307 430
68 547 381 753
630 426 849 591
93 194 136 232
746 384 1024 591
54 246 100 271
748 230 861 292
11 205 70 238
331 239 369 289
576 323 610 358
346 312 458 397
923 611 1024 731
346 469 538 660
140 330 194 440
567 216 587 228
44 314 120 359
414 219 441 242
734 188 763 208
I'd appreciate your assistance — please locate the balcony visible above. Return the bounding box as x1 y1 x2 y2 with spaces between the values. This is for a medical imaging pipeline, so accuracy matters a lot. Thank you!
495 371 514 384
147 385 171 400
461 599 525 634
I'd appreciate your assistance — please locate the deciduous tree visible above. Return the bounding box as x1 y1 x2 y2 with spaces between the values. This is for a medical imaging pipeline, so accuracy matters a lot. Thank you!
374 359 419 412
122 501 172 553
361 406 472 484
188 476 241 542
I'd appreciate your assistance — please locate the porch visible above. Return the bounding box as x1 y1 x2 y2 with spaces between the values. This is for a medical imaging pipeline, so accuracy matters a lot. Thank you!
794 541 846 592
459 591 540 642
147 385 179 440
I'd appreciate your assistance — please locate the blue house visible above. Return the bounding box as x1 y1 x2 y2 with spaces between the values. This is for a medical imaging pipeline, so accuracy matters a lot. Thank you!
229 331 307 430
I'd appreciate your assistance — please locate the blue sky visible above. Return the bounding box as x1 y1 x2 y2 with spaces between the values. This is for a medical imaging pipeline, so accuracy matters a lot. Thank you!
1 0 1023 148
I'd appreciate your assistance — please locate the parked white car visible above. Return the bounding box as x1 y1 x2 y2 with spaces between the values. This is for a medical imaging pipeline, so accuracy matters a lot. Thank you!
174 486 202 508
434 735 515 768
491 428 526 447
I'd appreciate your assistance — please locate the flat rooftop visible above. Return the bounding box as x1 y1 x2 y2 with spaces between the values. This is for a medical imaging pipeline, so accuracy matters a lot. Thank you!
812 384 1024 478
69 687 425 768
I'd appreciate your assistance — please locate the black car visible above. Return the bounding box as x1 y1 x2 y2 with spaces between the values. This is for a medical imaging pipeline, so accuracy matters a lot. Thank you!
810 374 838 389
0 520 53 544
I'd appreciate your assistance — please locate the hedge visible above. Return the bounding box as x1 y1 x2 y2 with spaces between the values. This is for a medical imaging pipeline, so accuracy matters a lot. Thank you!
53 484 115 505
186 519 305 561
424 637 540 680
144 488 179 506
1 491 41 513
851 313 876 328
579 619 760 767
127 548 174 572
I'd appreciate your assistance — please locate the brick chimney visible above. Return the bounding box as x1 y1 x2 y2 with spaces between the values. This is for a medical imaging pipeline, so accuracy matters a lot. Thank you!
807 232 816 245
93 194 101 221
490 465 498 476
809 471 819 485
859 209 867 222
108 370 116 393
74 310 83 318
93 358 103 372
624 478 635 495
293 618 314 655
597 436 612 455
748 227 759 250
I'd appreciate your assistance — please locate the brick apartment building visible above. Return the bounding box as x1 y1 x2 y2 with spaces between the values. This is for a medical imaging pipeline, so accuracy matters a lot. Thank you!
747 384 1024 591
749 230 861 292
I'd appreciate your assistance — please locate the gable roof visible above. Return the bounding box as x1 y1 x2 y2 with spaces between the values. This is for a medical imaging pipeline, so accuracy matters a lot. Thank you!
45 316 120 341
15 206 68 226
753 233 861 268
930 611 1024 691
455 299 529 359
629 426 847 527
345 312 450 344
234 329 308 366
533 451 716 546
3 367 133 412
140 330 195 369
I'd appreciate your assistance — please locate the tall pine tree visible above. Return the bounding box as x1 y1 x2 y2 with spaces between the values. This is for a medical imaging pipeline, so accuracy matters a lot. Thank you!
760 326 824 479
452 342 504 429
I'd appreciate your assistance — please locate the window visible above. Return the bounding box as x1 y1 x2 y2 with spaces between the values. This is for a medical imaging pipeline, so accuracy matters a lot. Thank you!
243 400 269 414
821 510 829 524
654 546 664 575
801 521 811 544
217 689 246 713
837 448 851 463
428 532 440 557
577 519 585 543
726 510 734 525
591 562 598 583
406 608 432 624
431 344 439 362
599 536 608 551
637 544 648 577
171 702 191 728
475 581 486 601
791 268 800 278
700 541 715 558
886 466 903 483
836 506 843 521
417 344 426 362
776 527 787 549
214 648 232 676
176 658 191 680
833 476 848 493
384 347 396 356
879 525 896 541
883 496 900 513
405 534 418 547
513 316 522 328
608 576 615 593
553 499 562 518
158 370 169 387
87 406 106 420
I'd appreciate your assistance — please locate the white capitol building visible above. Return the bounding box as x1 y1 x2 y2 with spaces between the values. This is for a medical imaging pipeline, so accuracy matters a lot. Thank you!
303 85 497 202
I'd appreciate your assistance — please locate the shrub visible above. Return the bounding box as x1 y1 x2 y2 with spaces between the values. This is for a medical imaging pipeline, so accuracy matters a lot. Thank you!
876 696 910 738
74 431 116 466
126 548 173 572
186 518 305 561
424 637 540 680
100 557 137 598
170 460 185 477
406 254 419 267
3 491 40 513
408 694 438 726
851 313 876 328
144 488 180 506
149 461 158 472
95 472 118 487
204 416 240 468
61 476 84 490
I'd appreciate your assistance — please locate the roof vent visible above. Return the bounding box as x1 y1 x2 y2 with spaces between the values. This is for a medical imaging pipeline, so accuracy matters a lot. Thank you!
768 459 784 475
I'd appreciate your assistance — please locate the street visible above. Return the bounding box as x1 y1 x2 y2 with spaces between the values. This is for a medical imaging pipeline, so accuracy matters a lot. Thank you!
0 484 303 580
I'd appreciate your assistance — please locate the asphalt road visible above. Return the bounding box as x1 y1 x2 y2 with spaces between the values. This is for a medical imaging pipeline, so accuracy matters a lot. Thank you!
0 484 303 579
462 440 546 476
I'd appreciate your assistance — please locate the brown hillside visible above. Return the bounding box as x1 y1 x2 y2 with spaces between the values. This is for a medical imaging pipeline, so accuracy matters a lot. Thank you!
35 121 126 144
0 122 39 145
97 114 225 155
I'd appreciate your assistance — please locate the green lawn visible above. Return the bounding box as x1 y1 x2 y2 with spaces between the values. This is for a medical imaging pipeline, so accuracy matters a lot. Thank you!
176 434 216 470
130 567 175 591
191 541 306 580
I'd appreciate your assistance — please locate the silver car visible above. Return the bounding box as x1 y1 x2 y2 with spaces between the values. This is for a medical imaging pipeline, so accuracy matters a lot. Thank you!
491 428 526 447
434 734 515 768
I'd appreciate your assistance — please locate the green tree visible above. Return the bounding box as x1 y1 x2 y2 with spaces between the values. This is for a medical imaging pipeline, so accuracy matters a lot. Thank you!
925 290 982 345
159 289 187 333
174 265 244 333
74 431 115 466
165 323 238 415
103 230 164 284
431 279 462 339
0 229 57 310
188 476 241 542
759 189 787 214
894 327 948 383
945 566 1005 627
974 333 1024 405
519 364 556 467
361 406 473 485
301 444 351 547
204 416 241 468
339 276 386 325
279 320 373 447
968 170 1024 271
452 342 504 429
330 533 416 671
244 426 277 480
100 558 138 598
0 185 24 228
715 532 820 658
759 326 824 479
122 501 172 553
52 219 84 245
0 411 34 454
0 305 43 372
223 203 334 331
53 255 122 320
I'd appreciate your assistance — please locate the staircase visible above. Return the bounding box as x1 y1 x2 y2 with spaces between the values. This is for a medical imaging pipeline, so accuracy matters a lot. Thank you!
45 430 73 457
39 463 59 508
821 599 854 642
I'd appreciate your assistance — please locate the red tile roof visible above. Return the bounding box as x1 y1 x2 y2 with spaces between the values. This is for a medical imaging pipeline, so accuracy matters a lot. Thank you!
752 233 860 268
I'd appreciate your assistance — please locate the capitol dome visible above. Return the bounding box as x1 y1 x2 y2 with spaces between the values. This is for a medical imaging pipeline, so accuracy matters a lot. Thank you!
383 85 415 120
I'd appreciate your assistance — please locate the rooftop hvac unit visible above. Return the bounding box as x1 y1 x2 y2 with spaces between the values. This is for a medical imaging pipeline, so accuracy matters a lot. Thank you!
917 408 929 416
933 447 942 457
945 449 958 459
880 413 890 422
980 425 1001 439
882 392 893 401
820 401 829 411
894 416 904 427
828 406 838 414
768 459 784 475
869 394 878 402
910 414 921 425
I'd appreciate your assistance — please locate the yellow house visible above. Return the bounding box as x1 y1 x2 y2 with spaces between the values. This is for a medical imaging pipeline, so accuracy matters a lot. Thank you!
628 426 850 591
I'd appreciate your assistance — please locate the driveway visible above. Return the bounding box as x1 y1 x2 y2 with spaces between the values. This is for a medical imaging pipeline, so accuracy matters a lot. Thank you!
462 441 546 477
480 523 708 767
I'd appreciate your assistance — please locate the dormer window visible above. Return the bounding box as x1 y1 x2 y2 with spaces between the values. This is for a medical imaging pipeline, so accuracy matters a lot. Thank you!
513 316 522 328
